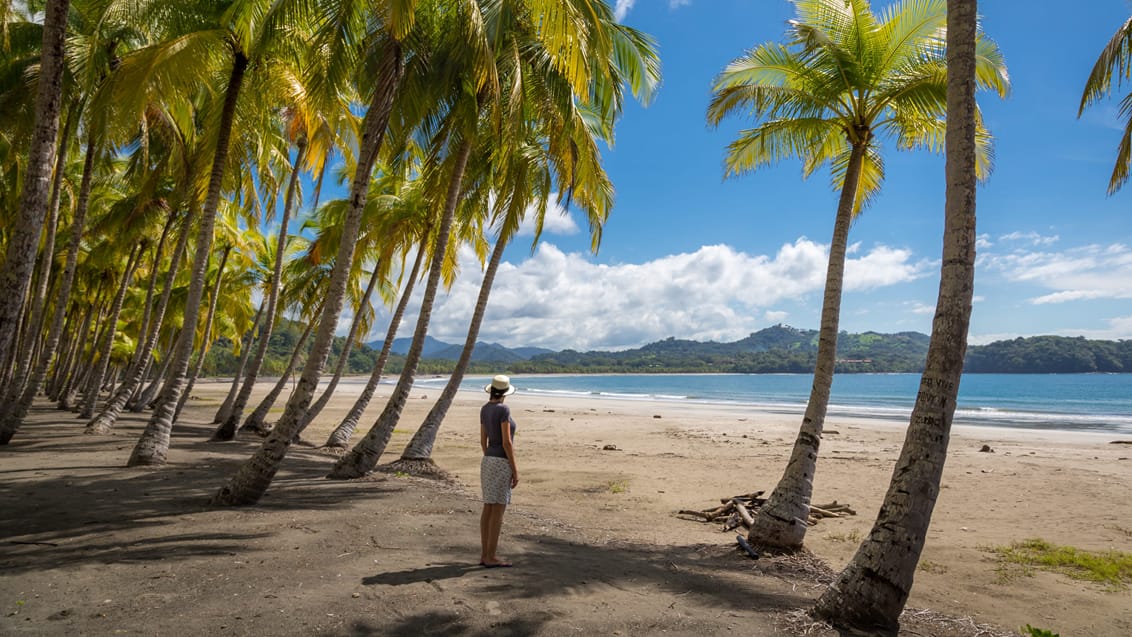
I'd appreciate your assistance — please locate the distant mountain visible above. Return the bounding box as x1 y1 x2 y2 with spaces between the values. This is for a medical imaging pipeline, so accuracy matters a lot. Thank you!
377 337 553 363
360 326 1131 374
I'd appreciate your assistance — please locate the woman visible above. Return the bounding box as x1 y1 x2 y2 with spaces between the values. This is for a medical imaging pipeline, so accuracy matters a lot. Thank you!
479 374 518 568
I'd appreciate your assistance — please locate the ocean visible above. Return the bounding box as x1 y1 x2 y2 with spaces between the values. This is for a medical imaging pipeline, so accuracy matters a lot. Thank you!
413 373 1132 435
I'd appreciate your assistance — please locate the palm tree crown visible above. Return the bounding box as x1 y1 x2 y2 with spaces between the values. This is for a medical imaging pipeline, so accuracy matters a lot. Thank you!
708 0 1009 212
1079 13 1132 194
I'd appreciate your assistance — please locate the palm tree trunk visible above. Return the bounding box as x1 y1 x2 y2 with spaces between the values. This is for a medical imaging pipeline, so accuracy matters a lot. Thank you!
129 210 176 373
294 261 383 438
0 0 72 378
746 139 868 551
212 143 306 440
325 245 425 448
238 310 319 434
80 244 143 419
128 48 249 467
212 302 264 424
0 104 76 418
400 234 506 461
329 137 473 479
133 347 174 412
175 245 231 420
812 3 979 631
212 43 404 505
60 288 108 410
83 206 191 433
49 300 88 400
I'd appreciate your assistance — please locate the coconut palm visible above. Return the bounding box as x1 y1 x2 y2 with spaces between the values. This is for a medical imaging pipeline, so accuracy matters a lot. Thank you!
1079 12 1132 194
0 0 71 379
707 0 1008 550
126 0 300 466
330 0 659 479
397 5 660 465
812 0 985 631
210 0 422 505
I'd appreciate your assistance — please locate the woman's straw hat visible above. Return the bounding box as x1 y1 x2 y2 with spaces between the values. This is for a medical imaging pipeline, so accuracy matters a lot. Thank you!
484 374 516 396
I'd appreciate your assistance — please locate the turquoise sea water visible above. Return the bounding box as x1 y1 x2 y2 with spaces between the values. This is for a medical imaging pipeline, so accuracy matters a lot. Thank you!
417 373 1132 435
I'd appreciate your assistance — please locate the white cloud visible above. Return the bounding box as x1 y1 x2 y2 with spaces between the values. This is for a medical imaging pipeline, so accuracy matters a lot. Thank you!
386 238 931 351
909 302 935 315
976 234 993 249
999 230 1059 246
512 196 579 238
614 0 636 21
981 242 1132 304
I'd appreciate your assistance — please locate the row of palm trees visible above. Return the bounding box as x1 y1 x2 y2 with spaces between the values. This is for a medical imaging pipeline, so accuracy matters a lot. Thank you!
0 0 660 468
0 0 1127 633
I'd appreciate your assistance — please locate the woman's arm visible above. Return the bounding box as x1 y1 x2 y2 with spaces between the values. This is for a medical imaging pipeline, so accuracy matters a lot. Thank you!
479 422 488 455
500 419 518 488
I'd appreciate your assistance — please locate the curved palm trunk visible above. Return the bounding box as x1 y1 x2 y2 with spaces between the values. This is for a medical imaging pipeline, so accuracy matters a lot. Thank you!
0 106 75 417
211 45 404 505
49 304 85 401
293 262 382 438
128 50 249 467
213 143 306 440
238 305 320 433
746 139 868 551
128 211 176 374
175 246 231 420
212 302 264 423
59 288 107 409
84 206 193 433
0 0 71 377
813 4 979 631
329 138 472 479
0 129 86 444
80 244 143 419
401 234 505 460
325 246 425 448
133 348 173 410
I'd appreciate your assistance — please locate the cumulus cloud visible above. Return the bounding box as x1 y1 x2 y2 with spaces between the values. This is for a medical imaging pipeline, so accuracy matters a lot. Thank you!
999 230 1059 246
614 0 635 21
386 239 932 351
512 195 579 238
981 242 1132 304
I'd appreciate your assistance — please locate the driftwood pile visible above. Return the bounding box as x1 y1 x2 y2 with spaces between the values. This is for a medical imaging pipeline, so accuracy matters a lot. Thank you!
678 491 857 531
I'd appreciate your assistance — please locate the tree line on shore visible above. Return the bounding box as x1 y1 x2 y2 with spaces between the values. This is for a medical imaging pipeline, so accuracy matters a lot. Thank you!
203 322 1132 376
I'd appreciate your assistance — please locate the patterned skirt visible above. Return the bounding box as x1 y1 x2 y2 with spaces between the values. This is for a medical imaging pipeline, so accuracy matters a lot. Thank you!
480 456 512 504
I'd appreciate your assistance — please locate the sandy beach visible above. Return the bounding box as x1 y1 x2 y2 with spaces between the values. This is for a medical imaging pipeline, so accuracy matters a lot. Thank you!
2 378 1130 636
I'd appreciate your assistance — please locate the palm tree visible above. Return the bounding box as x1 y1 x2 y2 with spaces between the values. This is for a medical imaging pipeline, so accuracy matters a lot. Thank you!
126 0 295 466
209 0 420 505
812 0 984 631
331 0 659 478
1079 12 1132 194
0 0 71 393
707 0 1007 550
396 5 660 465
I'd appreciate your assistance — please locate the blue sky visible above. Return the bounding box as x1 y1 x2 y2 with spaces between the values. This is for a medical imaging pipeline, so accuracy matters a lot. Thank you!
369 0 1132 352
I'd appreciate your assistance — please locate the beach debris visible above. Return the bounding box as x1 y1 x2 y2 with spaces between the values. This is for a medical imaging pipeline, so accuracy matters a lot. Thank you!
979 444 995 453
1110 440 1132 445
653 414 662 419
677 493 858 530
601 444 620 451
825 430 839 435
735 535 760 559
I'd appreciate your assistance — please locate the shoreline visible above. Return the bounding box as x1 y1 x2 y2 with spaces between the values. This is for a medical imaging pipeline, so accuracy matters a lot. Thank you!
2 381 1130 635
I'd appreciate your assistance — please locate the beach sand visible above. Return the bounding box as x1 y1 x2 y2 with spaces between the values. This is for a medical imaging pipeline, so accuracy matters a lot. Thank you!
2 378 1130 636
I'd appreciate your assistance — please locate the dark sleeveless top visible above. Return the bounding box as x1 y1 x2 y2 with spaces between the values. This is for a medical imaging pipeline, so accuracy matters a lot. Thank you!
481 402 516 459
